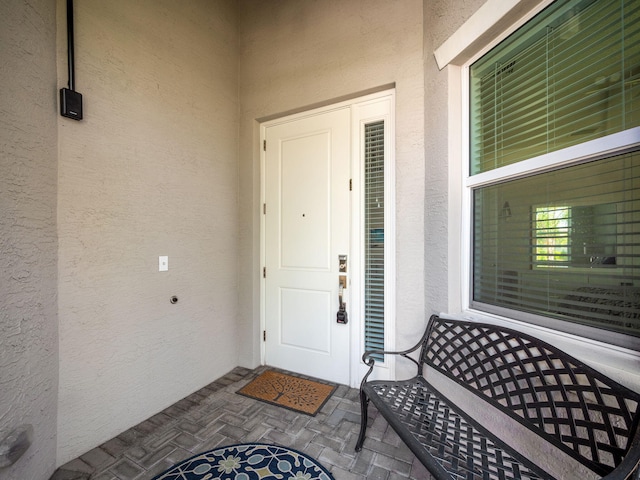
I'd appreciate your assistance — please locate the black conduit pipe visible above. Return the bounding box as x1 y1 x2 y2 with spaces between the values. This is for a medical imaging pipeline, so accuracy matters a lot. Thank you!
66 0 75 91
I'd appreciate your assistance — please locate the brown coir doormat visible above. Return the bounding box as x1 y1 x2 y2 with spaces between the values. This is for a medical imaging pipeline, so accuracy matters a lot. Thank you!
237 370 337 416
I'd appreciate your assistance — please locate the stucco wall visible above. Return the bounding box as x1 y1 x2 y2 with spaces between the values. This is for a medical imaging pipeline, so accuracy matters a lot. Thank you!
0 0 59 479
423 1 486 314
236 0 426 377
56 0 239 464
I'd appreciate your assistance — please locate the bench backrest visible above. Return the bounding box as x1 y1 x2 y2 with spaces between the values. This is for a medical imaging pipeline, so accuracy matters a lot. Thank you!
421 315 640 476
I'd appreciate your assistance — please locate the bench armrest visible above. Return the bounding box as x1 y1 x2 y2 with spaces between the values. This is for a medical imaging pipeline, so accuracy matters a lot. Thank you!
361 346 421 369
360 318 434 386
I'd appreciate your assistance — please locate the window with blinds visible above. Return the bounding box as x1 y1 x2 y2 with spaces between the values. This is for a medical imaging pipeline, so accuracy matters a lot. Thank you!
469 0 640 344
364 121 385 359
470 0 640 175
473 152 640 337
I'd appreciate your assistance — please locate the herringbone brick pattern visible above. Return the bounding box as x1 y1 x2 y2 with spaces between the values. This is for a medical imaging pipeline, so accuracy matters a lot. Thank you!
51 366 431 480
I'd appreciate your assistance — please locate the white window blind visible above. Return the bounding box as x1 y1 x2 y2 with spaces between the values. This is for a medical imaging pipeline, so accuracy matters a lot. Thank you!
470 0 640 175
364 121 385 358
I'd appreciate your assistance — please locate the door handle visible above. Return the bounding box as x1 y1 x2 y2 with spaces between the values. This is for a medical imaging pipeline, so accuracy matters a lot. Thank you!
337 275 348 324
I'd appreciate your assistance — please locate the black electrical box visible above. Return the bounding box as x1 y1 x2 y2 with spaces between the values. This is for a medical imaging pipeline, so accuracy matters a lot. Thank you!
60 88 83 120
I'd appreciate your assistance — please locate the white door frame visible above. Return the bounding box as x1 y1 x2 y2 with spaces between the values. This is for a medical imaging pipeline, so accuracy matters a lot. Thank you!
260 89 396 388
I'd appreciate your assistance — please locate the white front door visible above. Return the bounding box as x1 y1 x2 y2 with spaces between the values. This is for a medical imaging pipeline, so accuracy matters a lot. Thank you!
263 107 351 385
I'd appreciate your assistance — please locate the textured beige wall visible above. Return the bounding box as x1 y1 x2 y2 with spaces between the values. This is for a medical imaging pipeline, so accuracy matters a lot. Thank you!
56 0 239 464
423 0 486 314
0 0 59 479
237 0 426 373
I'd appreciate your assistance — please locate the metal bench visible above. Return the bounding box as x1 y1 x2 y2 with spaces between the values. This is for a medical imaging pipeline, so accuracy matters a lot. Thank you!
355 314 640 480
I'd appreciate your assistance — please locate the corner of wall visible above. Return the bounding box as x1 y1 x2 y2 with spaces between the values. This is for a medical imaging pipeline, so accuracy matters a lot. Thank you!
0 0 59 478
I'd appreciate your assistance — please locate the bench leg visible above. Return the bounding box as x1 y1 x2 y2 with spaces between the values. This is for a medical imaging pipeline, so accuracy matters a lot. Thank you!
355 389 369 452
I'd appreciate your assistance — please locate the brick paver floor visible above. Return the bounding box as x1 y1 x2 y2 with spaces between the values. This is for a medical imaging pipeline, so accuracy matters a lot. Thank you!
50 366 431 480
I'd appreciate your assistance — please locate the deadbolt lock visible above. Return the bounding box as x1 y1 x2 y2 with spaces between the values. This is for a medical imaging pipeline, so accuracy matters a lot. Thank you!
339 255 347 273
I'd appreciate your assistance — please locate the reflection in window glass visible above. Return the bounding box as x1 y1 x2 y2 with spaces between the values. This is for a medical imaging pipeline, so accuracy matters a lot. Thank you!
534 206 570 266
472 151 640 337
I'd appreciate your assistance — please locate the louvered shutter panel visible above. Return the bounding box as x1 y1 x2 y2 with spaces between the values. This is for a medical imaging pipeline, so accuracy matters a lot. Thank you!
364 121 385 359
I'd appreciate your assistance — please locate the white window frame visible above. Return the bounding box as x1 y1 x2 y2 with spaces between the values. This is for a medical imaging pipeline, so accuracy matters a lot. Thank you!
437 0 640 378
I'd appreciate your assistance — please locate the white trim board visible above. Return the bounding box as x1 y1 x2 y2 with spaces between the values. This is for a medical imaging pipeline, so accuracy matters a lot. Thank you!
433 0 552 69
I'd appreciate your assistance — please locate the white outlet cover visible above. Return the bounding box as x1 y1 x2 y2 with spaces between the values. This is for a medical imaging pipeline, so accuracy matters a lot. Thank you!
159 256 168 271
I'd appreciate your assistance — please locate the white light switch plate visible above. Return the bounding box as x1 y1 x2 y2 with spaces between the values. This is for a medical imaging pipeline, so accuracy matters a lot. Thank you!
159 256 168 271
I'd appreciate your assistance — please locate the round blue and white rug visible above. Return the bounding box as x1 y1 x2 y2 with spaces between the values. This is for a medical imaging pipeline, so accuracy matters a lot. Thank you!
153 443 335 480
